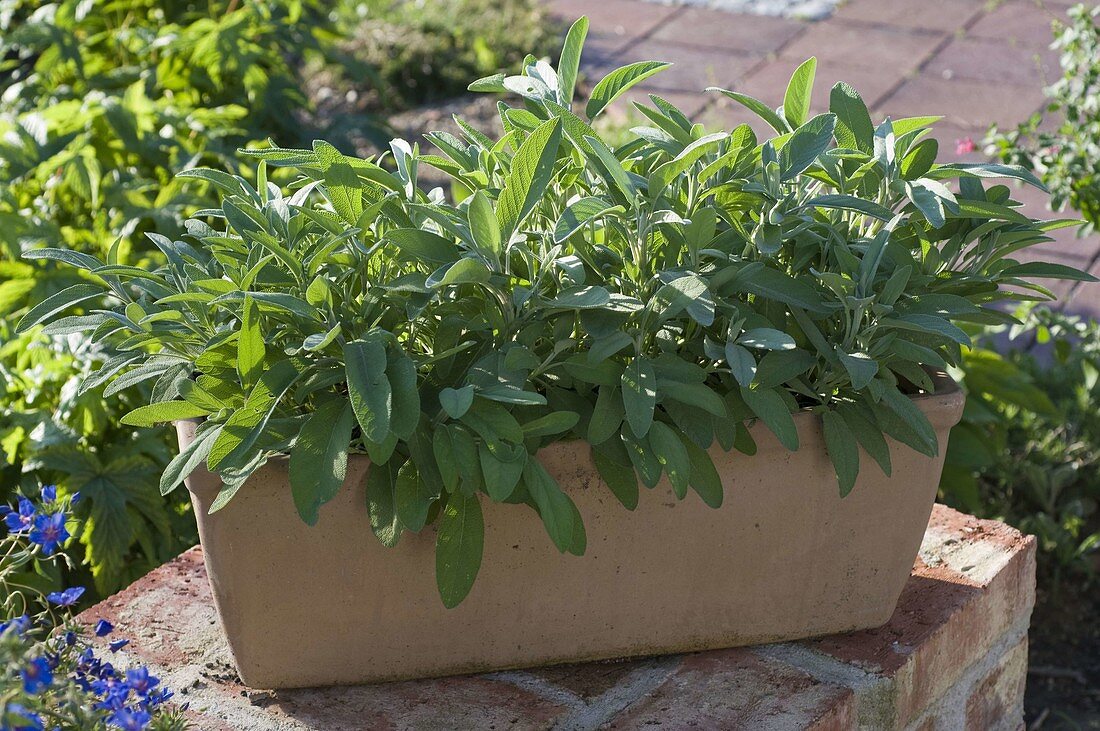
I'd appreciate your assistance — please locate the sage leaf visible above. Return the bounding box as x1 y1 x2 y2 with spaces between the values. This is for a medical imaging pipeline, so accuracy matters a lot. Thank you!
435 493 485 609
289 397 355 525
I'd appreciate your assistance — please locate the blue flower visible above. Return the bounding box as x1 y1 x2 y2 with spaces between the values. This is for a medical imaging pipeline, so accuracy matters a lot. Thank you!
3 497 36 533
109 639 130 653
29 511 69 556
107 708 151 731
20 656 53 693
65 630 77 646
95 619 115 636
0 614 30 636
4 704 44 731
40 485 56 503
125 667 159 696
46 586 85 607
70 491 81 503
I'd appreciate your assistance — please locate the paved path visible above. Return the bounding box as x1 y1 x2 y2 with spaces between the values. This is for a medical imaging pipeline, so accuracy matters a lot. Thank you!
546 0 1100 321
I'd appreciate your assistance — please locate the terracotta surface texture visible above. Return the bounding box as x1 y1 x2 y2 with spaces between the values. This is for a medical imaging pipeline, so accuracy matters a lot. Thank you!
77 505 1036 730
174 377 962 688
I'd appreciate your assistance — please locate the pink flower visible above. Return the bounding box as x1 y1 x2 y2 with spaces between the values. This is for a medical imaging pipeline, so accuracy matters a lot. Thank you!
955 136 977 155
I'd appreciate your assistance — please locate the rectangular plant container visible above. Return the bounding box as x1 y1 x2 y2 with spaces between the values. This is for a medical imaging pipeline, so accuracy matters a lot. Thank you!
177 373 964 689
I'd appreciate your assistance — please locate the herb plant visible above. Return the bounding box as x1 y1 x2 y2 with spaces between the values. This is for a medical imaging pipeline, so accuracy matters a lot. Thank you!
985 3 1100 233
22 18 1093 607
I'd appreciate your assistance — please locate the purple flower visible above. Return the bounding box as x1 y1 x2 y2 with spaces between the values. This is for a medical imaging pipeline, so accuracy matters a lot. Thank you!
107 708 151 731
125 667 159 696
4 497 36 533
95 619 115 636
46 586 85 607
21 657 53 693
40 485 56 503
109 639 130 653
29 511 69 556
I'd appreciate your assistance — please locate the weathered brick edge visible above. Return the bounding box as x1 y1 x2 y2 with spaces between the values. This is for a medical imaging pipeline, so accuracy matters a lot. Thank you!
76 504 1035 730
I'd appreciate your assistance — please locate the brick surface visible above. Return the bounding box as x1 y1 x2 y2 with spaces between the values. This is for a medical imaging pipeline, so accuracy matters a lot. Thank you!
878 74 1044 130
779 21 942 74
804 506 1036 727
649 7 806 53
613 38 761 93
77 505 1035 730
544 0 678 44
833 0 985 32
736 56 904 115
604 650 855 730
967 1 1071 48
924 36 1060 87
966 638 1029 731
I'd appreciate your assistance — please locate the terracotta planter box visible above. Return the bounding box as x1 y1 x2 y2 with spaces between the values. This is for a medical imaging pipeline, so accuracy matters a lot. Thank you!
176 374 964 689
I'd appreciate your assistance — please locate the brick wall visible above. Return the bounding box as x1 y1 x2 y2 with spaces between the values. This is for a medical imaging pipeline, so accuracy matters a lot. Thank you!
79 504 1035 730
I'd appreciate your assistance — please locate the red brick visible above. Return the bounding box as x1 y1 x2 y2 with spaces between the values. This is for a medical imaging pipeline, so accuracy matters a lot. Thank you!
544 0 678 42
649 7 806 53
924 36 1060 87
966 638 1029 730
834 0 985 32
968 1 1071 48
807 506 1036 726
878 74 1045 130
620 38 762 93
604 649 855 730
780 21 942 74
737 57 905 115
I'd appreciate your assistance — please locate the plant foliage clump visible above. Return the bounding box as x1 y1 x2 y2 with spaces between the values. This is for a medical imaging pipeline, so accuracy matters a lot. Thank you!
943 306 1100 580
986 3 1100 233
25 19 1093 607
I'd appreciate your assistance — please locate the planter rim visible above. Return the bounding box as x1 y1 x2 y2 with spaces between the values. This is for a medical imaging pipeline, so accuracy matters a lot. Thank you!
175 368 962 456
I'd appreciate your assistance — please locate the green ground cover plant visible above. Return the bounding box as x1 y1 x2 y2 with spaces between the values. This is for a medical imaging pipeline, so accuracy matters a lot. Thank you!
320 0 558 113
0 0 337 597
986 3 1100 234
19 18 1093 607
943 305 1100 581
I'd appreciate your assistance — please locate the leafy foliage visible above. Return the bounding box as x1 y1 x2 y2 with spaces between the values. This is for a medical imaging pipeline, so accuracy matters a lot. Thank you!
0 323 196 595
985 3 1100 233
317 0 559 112
943 306 1100 580
1 488 187 730
0 0 337 597
27 20 1090 607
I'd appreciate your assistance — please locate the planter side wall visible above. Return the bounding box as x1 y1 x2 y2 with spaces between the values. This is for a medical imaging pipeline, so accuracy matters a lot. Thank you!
178 377 964 688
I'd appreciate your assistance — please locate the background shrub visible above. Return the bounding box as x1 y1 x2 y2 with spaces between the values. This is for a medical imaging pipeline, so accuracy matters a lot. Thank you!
985 4 1100 234
941 306 1100 581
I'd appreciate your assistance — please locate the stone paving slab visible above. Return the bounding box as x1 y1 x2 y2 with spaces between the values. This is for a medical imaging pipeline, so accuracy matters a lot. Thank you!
77 505 1035 730
545 0 1100 318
